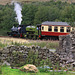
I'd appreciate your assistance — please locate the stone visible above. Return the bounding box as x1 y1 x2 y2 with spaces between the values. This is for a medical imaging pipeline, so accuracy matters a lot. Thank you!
72 62 75 67
2 61 10 66
20 64 38 73
0 45 60 68
56 30 75 68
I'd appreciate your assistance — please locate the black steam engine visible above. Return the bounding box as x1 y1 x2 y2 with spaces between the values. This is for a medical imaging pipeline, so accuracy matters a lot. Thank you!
7 25 27 38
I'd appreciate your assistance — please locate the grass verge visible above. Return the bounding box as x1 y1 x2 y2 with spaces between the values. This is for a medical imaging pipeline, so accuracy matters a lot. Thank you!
1 66 71 75
0 39 59 49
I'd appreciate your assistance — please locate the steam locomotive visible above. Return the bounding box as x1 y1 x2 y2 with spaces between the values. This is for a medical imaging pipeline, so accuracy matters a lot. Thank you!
7 21 75 39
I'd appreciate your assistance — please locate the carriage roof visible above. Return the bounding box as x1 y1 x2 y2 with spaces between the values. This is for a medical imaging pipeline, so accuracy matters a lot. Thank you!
42 21 70 26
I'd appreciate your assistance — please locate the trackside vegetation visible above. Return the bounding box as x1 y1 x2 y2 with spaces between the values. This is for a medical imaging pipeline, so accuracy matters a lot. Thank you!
0 0 75 35
0 40 59 49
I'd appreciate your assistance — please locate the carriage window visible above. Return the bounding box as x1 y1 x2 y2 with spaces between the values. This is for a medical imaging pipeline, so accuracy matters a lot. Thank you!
42 26 44 30
48 26 52 31
60 27 64 32
67 27 70 32
54 26 58 32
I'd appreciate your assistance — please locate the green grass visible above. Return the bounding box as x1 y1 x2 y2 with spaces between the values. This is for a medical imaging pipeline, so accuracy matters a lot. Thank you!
0 42 7 48
0 40 59 49
23 42 59 49
1 66 70 75
11 41 59 49
1 66 75 75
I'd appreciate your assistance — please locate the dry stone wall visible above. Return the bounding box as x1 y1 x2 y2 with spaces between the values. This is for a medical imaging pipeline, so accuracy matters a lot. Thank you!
0 45 60 67
56 30 75 67
0 31 75 69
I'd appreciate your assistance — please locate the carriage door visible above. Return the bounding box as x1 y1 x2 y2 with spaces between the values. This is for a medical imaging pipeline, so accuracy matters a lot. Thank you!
37 25 41 38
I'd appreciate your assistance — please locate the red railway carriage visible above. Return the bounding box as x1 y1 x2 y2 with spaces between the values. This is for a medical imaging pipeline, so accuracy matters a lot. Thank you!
40 21 72 39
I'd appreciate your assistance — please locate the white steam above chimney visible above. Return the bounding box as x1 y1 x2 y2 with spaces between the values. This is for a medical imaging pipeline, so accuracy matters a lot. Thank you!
14 2 22 25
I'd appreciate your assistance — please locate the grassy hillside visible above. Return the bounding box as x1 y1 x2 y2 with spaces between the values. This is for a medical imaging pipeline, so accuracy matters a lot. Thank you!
0 0 11 5
0 0 49 5
0 0 75 5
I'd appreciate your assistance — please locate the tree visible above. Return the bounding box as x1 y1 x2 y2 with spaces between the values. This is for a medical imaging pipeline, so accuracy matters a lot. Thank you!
0 5 16 30
34 6 60 24
22 4 38 25
34 6 49 24
60 6 73 22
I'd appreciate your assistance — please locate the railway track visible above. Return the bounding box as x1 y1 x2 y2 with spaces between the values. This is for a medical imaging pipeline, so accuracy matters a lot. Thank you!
0 36 59 41
0 36 10 37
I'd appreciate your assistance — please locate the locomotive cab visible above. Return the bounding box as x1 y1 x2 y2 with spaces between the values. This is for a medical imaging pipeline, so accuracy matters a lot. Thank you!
18 25 26 34
37 24 41 38
17 25 27 37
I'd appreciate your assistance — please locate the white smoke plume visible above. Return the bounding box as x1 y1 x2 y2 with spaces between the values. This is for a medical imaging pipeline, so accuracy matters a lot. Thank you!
14 2 22 25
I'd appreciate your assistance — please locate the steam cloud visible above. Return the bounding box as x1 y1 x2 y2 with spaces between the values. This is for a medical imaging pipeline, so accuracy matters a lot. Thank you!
14 2 22 25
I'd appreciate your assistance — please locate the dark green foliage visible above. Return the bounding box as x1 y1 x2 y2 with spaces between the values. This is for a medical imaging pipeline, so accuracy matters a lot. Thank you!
26 50 39 66
0 1 75 35
22 4 38 25
34 6 60 24
26 50 53 68
21 1 75 26
0 4 16 30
